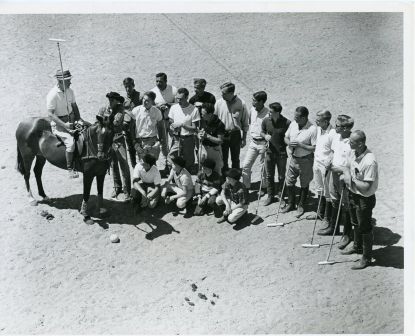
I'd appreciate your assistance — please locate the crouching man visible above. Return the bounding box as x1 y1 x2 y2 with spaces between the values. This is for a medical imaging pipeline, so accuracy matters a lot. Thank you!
131 153 161 213
216 168 249 224
161 156 194 212
194 158 222 216
341 130 378 270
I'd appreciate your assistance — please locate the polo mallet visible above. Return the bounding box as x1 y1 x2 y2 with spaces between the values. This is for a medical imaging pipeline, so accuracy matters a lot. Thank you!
302 169 330 248
252 143 269 224
48 38 70 119
266 155 292 227
318 184 345 265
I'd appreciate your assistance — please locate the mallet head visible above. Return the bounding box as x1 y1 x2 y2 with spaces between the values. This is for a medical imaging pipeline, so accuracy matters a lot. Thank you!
49 38 66 42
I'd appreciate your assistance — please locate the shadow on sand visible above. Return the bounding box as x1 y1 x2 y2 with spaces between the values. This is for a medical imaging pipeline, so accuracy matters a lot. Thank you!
45 194 180 241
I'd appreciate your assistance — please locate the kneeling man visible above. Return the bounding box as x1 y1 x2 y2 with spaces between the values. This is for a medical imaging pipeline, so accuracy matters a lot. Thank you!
131 153 162 212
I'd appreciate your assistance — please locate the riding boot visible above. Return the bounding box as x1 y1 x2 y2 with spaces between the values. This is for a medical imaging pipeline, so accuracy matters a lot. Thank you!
296 187 308 218
281 186 296 213
318 199 333 233
351 232 373 270
338 210 353 250
66 152 79 179
318 200 340 236
264 183 274 206
342 226 363 255
80 200 88 216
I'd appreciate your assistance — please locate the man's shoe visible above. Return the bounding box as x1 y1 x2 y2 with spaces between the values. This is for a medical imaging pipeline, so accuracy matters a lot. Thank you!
351 232 373 270
296 187 308 218
111 188 122 200
296 204 305 218
342 228 363 255
194 205 205 216
258 189 266 197
281 202 295 213
217 216 227 224
337 234 351 250
68 169 79 179
264 196 273 206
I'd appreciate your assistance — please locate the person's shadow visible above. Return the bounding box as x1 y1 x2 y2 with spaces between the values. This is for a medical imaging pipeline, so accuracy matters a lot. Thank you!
371 224 403 269
45 194 180 240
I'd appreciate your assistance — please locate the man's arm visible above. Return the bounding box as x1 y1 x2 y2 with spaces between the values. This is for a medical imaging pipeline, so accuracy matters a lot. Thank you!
72 102 81 121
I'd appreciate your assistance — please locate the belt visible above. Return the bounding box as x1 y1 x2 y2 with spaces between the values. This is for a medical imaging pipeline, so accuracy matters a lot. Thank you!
136 136 157 141
292 153 314 159
177 134 193 138
252 137 266 142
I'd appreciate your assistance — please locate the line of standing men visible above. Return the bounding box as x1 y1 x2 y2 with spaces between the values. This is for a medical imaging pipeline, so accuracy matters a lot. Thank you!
47 69 378 270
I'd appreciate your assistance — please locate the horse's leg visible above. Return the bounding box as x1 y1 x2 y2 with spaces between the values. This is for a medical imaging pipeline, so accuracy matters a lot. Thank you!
33 155 48 200
96 173 109 218
18 146 37 206
81 168 95 225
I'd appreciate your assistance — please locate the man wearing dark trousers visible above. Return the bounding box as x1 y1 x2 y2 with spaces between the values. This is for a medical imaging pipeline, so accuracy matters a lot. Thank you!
341 130 378 270
214 82 249 175
260 102 291 206
123 77 142 168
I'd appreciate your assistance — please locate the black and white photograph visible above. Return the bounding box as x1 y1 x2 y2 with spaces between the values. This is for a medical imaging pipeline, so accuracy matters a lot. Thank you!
0 1 412 334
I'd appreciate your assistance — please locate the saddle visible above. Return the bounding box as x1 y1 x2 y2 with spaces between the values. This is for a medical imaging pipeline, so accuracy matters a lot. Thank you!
55 122 86 158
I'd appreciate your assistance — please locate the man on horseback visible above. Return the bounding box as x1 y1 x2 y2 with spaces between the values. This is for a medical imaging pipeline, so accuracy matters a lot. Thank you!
46 69 83 179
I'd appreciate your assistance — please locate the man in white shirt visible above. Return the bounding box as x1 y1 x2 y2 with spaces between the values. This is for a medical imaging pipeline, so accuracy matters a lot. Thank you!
318 115 354 251
151 72 178 162
46 69 83 178
131 153 162 212
313 110 336 231
241 91 269 194
168 88 200 171
131 91 164 162
341 130 378 270
282 106 317 217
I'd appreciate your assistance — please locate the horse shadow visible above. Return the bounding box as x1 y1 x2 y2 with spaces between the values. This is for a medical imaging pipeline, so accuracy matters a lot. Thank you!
45 194 180 240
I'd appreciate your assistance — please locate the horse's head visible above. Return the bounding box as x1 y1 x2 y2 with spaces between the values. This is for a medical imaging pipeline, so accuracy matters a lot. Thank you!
95 114 114 161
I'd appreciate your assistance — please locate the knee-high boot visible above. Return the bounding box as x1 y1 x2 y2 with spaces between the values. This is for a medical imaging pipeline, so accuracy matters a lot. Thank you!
351 231 373 270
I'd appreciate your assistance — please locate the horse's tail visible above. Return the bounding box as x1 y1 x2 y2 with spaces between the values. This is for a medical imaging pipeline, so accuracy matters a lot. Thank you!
16 145 25 175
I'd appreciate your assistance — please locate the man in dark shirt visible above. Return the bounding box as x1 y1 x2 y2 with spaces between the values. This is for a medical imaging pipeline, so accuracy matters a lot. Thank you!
260 102 291 205
215 168 249 224
198 103 225 175
99 92 132 202
189 78 216 105
123 77 142 167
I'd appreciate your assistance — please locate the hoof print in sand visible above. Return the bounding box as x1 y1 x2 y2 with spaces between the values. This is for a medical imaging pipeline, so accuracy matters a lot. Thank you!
191 283 197 291
198 293 207 300
210 300 215 305
213 293 219 298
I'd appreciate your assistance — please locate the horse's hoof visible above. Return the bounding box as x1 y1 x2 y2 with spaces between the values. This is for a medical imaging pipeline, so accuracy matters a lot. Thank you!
29 199 38 206
83 216 94 225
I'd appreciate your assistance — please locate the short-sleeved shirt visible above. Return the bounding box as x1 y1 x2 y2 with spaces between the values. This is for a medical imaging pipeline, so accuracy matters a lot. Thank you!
214 96 250 133
173 168 194 192
151 84 177 106
169 103 200 136
249 106 269 139
315 125 336 167
349 148 378 197
189 91 216 105
123 90 142 122
131 105 163 138
196 171 222 193
261 115 291 154
222 181 249 205
133 163 162 185
331 133 352 168
46 85 76 117
285 120 317 157
201 114 226 147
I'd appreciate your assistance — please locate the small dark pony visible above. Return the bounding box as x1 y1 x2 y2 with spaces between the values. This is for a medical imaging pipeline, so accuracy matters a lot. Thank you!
16 114 114 223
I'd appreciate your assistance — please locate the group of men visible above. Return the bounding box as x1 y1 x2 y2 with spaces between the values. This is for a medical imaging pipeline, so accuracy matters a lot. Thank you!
47 69 379 270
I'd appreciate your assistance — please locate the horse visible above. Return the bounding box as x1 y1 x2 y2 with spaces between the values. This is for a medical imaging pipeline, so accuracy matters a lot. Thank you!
16 114 114 224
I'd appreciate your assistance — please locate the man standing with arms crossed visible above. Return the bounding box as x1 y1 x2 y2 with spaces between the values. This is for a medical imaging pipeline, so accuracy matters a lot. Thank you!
282 106 317 217
214 82 249 175
341 130 378 270
47 69 87 179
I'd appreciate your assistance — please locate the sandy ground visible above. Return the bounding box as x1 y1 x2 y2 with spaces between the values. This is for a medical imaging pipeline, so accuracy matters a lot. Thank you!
0 13 404 333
